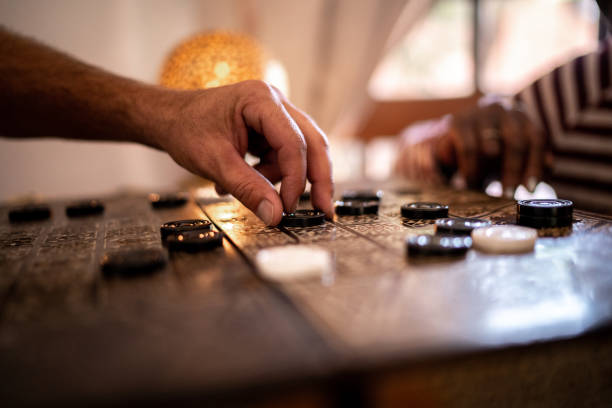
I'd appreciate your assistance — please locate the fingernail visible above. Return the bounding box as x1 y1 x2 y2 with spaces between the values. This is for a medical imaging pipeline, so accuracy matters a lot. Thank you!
256 199 274 225
504 186 515 199
527 177 538 193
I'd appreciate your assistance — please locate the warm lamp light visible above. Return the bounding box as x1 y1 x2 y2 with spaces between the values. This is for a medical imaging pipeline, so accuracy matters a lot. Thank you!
160 30 265 90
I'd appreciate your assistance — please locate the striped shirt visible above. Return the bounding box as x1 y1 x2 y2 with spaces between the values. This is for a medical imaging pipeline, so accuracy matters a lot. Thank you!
516 37 612 214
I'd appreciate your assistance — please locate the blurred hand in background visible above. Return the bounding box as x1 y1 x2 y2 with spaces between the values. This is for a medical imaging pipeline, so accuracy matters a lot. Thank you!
394 97 552 197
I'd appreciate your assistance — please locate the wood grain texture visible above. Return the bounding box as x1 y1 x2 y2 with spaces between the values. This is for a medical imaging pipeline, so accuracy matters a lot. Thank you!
1 185 611 406
0 194 334 407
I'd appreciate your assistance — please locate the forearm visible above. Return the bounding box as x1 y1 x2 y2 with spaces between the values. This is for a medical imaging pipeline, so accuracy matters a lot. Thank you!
0 26 175 148
0 27 335 223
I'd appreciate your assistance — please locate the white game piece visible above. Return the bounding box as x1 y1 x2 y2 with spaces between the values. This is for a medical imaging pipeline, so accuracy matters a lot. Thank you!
255 245 333 282
471 225 537 254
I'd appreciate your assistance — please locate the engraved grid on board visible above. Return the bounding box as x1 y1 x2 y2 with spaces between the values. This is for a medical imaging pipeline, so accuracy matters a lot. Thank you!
0 195 336 405
3 224 99 323
0 226 42 301
284 222 355 243
155 200 263 297
273 188 612 357
202 201 296 256
97 209 184 309
0 199 104 323
280 216 612 359
201 198 408 278
98 198 221 310
334 191 431 254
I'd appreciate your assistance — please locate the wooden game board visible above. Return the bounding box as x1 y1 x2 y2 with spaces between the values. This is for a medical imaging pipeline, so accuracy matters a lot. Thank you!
1 184 611 407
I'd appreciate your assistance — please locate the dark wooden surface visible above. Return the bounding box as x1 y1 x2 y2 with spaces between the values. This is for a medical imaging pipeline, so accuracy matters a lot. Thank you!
1 184 612 407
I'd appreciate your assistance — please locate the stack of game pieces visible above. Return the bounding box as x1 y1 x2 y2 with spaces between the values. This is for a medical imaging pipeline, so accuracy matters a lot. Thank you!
160 219 223 251
165 230 224 252
160 219 211 239
516 199 573 237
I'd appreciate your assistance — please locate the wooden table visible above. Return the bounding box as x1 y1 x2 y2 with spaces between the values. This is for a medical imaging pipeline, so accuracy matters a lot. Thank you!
1 183 611 407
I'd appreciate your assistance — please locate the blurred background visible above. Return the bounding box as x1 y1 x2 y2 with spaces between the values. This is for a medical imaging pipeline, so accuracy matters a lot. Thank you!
0 0 602 200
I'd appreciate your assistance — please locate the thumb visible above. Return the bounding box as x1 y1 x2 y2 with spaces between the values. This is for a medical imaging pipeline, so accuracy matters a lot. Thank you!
216 148 284 226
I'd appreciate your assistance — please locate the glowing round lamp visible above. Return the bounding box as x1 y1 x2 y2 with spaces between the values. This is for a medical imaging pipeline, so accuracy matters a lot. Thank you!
160 31 266 90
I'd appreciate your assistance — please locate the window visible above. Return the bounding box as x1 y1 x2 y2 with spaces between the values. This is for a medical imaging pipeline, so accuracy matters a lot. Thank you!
369 0 474 100
480 0 599 94
368 0 600 100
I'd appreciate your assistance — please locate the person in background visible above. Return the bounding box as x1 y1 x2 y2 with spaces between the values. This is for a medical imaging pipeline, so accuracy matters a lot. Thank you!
395 3 612 213
0 27 334 226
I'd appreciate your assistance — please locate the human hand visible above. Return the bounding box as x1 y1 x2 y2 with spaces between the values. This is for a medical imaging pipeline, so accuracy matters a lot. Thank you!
395 100 550 196
152 80 333 225
394 117 450 186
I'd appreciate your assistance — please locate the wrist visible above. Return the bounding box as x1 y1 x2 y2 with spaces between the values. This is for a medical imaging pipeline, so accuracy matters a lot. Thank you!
128 85 191 151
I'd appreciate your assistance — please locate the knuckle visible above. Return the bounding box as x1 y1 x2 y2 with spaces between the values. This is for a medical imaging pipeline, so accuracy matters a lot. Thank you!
268 83 285 98
243 79 273 97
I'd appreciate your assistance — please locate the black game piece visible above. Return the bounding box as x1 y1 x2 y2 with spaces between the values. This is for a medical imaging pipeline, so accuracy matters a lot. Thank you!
101 248 167 277
166 230 224 252
281 210 326 227
401 202 449 220
517 214 573 228
335 200 379 216
435 218 491 236
149 193 188 209
517 199 573 229
66 200 105 217
406 234 472 257
160 219 212 240
361 201 379 215
517 199 573 217
335 201 362 216
8 204 51 223
341 190 383 202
